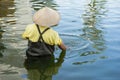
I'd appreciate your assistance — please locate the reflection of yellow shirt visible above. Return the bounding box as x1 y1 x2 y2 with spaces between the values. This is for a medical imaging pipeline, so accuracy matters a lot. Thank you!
22 24 62 45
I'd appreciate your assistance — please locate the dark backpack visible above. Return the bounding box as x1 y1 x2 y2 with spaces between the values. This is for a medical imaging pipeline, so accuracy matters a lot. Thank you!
26 24 54 57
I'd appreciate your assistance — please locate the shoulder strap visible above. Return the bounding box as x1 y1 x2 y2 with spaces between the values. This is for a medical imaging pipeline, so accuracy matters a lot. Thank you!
36 24 50 42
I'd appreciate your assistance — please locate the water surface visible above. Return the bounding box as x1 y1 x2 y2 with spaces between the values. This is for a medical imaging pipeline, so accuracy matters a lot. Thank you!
0 0 120 80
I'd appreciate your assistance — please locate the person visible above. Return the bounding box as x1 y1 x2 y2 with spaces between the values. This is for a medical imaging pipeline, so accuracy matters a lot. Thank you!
22 7 66 57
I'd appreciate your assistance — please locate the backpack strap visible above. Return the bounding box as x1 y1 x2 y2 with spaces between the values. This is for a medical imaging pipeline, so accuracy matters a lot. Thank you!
36 24 50 42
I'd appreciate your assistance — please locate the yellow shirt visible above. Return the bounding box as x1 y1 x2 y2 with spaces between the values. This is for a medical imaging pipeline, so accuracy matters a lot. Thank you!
22 24 62 45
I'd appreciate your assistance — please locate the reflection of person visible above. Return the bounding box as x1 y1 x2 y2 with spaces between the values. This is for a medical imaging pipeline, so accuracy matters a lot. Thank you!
22 7 66 57
24 51 66 80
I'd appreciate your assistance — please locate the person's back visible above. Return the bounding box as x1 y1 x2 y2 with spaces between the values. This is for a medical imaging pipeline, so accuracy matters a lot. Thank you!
22 7 66 57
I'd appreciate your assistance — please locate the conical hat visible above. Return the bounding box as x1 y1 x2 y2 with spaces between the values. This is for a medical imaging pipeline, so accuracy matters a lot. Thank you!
33 7 60 27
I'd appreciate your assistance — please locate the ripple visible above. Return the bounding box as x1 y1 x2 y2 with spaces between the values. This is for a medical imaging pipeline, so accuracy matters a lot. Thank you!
60 33 90 50
59 33 91 59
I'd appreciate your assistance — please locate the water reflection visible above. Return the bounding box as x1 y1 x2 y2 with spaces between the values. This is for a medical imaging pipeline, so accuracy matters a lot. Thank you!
81 0 107 56
24 51 66 80
72 0 107 65
0 0 16 26
72 56 107 65
30 0 58 11
0 28 5 57
0 0 15 17
0 0 15 57
73 59 96 65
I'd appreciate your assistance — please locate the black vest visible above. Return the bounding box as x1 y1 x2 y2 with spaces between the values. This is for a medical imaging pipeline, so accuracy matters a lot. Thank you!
26 24 55 57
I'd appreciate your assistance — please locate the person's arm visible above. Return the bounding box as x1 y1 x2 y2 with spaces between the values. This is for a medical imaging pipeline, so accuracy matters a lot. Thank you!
22 25 32 40
53 31 67 51
58 42 67 51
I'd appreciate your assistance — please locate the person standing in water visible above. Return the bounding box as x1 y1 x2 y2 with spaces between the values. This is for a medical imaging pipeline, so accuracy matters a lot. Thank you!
22 7 66 57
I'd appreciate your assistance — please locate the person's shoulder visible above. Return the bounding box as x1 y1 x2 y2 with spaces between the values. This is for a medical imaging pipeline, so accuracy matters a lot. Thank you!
49 28 58 34
26 24 35 27
48 28 59 36
26 24 36 29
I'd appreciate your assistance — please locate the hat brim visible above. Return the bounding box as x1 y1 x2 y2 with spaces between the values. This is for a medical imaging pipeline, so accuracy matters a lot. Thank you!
33 7 60 27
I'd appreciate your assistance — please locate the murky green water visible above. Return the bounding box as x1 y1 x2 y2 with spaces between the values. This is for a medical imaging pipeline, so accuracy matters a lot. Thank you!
0 0 120 80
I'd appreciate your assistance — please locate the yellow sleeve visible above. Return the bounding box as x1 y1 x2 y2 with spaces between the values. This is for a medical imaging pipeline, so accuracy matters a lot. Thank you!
53 32 62 45
22 25 32 39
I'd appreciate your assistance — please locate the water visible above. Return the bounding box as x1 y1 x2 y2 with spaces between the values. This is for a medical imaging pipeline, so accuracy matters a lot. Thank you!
0 0 120 80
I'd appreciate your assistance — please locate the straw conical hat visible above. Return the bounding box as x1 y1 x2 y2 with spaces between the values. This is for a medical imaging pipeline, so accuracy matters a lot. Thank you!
33 7 60 27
